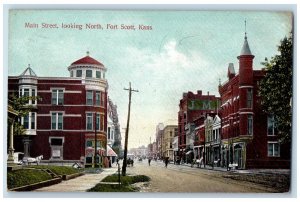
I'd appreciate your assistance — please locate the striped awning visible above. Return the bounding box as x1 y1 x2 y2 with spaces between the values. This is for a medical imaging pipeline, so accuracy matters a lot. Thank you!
107 145 117 157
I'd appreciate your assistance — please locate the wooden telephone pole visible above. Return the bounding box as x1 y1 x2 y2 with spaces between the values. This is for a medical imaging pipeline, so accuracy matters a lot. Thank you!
122 82 138 176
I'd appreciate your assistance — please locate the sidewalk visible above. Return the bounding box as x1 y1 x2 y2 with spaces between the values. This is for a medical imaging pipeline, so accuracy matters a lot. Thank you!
178 162 290 175
34 166 118 192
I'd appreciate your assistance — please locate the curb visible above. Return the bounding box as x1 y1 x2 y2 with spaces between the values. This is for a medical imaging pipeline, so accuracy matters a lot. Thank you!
62 172 85 180
8 177 62 192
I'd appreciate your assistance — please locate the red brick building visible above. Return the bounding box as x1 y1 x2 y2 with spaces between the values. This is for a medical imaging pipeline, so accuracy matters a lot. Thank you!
8 53 108 166
219 34 290 169
178 91 220 162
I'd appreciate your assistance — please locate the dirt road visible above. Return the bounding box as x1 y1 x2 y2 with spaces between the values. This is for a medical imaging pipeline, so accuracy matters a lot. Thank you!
126 160 278 193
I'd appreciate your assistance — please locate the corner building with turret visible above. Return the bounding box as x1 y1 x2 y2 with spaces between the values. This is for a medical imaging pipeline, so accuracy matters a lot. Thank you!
219 34 290 169
8 53 109 166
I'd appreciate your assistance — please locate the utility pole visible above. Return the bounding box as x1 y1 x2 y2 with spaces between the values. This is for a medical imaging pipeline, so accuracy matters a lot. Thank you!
94 112 97 168
122 82 138 176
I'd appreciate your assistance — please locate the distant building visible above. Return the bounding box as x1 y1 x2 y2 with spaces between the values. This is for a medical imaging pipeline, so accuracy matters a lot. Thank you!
155 123 164 159
8 53 108 167
204 113 221 166
162 125 177 161
218 33 290 169
178 90 220 162
107 98 122 156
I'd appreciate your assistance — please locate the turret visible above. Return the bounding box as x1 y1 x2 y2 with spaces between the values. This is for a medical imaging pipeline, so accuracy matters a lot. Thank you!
238 33 255 85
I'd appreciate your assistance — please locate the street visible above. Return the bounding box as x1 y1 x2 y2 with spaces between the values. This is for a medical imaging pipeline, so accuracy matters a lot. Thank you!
125 159 286 193
31 159 289 193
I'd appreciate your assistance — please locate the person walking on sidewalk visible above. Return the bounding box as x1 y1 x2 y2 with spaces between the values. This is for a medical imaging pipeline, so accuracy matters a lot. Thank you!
148 157 152 166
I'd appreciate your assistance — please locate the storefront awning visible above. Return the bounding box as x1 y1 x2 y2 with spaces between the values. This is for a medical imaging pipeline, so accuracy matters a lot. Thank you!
107 145 118 157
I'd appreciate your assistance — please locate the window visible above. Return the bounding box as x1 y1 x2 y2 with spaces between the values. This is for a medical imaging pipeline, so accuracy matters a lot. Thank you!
76 70 82 77
96 71 101 79
52 89 64 105
100 115 104 131
108 127 111 139
247 89 253 108
101 92 105 106
96 140 100 148
268 142 280 157
70 71 73 77
31 89 36 104
86 113 93 130
51 112 63 130
247 115 253 135
22 112 36 130
86 140 93 147
24 89 30 97
86 90 93 105
24 114 29 129
50 137 64 159
51 138 63 146
96 113 100 131
86 70 93 78
96 91 101 106
31 113 35 129
267 115 276 136
103 73 105 79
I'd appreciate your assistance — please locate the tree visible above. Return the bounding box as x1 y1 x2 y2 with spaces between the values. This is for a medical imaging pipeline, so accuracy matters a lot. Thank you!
8 94 39 135
258 33 293 143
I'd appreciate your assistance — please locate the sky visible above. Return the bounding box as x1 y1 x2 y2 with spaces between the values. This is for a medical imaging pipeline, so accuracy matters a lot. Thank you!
7 10 292 149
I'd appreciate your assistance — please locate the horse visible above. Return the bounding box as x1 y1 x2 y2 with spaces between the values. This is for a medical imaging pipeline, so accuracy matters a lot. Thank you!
22 155 43 165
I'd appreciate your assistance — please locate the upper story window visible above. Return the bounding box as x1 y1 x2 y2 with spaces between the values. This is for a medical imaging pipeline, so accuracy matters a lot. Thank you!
108 127 111 139
86 70 93 78
76 70 82 77
96 91 101 106
52 89 64 105
19 88 37 105
96 113 100 131
247 115 253 135
31 89 36 104
247 89 253 108
86 113 93 130
70 71 74 77
24 89 30 97
267 114 277 136
96 71 101 79
86 90 93 105
103 73 105 79
51 112 63 130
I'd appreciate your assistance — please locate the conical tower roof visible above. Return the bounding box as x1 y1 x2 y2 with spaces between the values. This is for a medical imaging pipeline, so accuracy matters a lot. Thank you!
20 65 37 77
240 35 252 56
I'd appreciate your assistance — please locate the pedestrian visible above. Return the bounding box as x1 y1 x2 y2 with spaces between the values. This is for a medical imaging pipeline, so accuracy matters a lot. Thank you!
148 158 151 166
165 157 169 168
109 158 112 168
199 157 203 168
